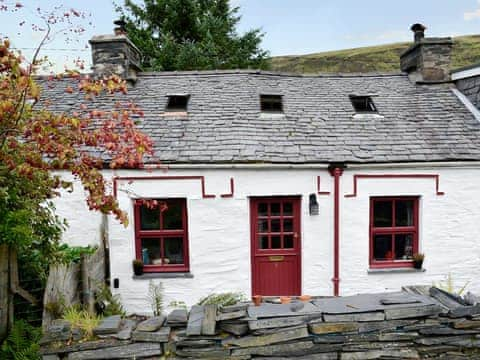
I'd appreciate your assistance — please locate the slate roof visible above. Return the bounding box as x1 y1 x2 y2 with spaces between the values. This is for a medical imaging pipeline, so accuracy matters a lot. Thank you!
41 70 480 164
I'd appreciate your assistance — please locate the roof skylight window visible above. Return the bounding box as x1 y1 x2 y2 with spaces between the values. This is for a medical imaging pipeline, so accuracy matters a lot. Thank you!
350 95 377 113
260 95 283 113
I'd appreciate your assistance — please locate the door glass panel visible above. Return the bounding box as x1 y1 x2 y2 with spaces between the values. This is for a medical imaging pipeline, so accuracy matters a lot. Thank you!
373 235 392 260
271 203 281 216
395 200 414 227
140 206 160 230
259 235 269 249
283 202 293 216
141 238 161 265
258 203 268 216
284 235 294 248
283 218 293 232
394 234 414 260
257 219 268 232
164 237 184 264
271 236 281 249
163 201 183 230
271 219 281 232
374 201 392 227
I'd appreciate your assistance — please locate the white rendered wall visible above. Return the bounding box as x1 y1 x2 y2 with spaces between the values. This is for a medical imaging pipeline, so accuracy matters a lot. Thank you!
55 164 480 314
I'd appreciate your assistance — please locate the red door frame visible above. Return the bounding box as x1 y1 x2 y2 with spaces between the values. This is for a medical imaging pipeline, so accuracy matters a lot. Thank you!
250 196 302 296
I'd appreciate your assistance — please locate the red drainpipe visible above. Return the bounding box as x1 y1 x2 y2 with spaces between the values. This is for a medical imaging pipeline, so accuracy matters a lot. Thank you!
329 166 344 296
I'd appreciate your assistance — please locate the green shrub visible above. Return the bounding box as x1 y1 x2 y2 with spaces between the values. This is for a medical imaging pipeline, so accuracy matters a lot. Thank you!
95 282 126 317
197 292 246 307
147 281 164 316
62 306 101 341
0 320 41 360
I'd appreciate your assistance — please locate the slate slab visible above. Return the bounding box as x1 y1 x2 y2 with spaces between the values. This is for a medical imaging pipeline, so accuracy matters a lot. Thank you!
313 292 436 314
112 319 136 340
219 321 249 336
419 326 480 336
136 315 166 332
429 287 468 309
323 312 384 322
219 303 249 313
249 315 307 330
67 342 162 360
201 304 217 335
340 349 419 360
452 319 480 329
448 304 480 318
186 305 204 336
309 322 358 334
247 302 320 318
384 304 442 320
222 324 309 348
93 315 122 335
132 327 170 342
256 355 337 360
231 340 341 357
167 309 188 325
216 309 247 321
41 339 129 355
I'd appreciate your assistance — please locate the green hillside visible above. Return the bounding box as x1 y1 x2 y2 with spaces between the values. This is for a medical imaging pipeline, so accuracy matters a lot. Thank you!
270 35 480 74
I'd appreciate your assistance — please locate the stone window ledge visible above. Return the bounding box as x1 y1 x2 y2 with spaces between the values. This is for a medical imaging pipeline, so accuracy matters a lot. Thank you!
133 272 194 279
367 268 426 274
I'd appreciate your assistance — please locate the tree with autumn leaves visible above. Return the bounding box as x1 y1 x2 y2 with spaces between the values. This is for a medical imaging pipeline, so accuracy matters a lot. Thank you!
0 3 153 338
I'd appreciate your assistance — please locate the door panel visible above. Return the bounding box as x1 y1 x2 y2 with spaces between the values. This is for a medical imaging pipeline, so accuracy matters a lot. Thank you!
251 197 301 296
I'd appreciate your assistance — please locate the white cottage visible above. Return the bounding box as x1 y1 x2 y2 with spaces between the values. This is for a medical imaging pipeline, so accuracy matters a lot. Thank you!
48 24 480 313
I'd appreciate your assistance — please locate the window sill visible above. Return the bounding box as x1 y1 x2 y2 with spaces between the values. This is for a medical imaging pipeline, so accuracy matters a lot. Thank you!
133 272 194 279
367 268 425 274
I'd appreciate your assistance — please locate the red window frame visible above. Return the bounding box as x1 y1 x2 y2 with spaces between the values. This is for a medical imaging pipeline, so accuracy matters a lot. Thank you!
369 197 419 269
134 199 190 273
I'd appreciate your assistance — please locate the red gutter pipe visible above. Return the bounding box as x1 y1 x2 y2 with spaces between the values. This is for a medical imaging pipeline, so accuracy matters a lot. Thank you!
329 165 344 296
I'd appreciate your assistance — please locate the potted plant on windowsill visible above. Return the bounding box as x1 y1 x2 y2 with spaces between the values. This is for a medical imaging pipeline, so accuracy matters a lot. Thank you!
133 259 144 276
412 253 424 269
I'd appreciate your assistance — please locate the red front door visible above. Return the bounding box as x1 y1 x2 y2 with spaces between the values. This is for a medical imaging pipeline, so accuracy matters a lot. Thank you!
250 197 301 296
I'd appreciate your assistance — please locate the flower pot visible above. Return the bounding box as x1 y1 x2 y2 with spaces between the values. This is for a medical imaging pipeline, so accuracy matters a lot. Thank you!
413 260 423 269
133 267 144 276
280 296 291 304
298 295 311 302
252 295 262 306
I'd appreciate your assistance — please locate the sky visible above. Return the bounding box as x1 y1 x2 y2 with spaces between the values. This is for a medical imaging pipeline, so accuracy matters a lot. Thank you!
1 0 480 72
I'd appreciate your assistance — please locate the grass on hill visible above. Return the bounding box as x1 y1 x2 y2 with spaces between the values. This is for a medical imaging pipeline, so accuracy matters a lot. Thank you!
270 35 480 74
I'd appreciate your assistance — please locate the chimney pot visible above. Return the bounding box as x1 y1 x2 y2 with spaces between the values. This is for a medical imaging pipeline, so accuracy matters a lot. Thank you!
114 19 127 36
410 23 426 43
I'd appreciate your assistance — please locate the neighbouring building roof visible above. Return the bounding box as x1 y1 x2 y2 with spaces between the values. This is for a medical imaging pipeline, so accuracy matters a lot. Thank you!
41 70 480 164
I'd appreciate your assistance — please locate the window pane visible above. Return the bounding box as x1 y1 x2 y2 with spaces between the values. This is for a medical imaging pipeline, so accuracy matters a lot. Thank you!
164 237 184 264
373 235 393 261
271 219 281 232
258 203 268 216
271 203 281 216
258 219 268 232
374 201 392 227
141 238 161 265
271 236 281 249
283 202 293 216
140 206 160 230
394 234 414 260
259 235 269 249
163 201 183 230
284 235 294 248
395 200 414 227
283 218 293 232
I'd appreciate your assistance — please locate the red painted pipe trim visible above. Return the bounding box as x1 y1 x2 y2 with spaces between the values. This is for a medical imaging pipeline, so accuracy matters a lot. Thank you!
329 167 344 297
345 174 445 198
221 178 235 198
317 176 331 195
113 175 216 199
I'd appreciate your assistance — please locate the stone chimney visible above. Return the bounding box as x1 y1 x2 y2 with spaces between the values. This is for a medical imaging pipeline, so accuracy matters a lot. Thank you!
400 23 453 82
89 20 142 82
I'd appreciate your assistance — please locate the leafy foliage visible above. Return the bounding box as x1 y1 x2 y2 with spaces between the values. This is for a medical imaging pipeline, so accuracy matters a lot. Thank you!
0 320 41 360
433 273 470 296
56 244 97 264
95 282 126 317
115 0 270 71
197 292 246 307
147 281 164 316
62 306 101 341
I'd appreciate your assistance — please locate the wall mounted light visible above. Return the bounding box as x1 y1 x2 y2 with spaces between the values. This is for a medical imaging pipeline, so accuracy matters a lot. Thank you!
309 193 319 215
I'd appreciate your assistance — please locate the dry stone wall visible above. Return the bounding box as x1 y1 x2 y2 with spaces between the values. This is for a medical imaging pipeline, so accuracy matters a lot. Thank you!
40 286 480 359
